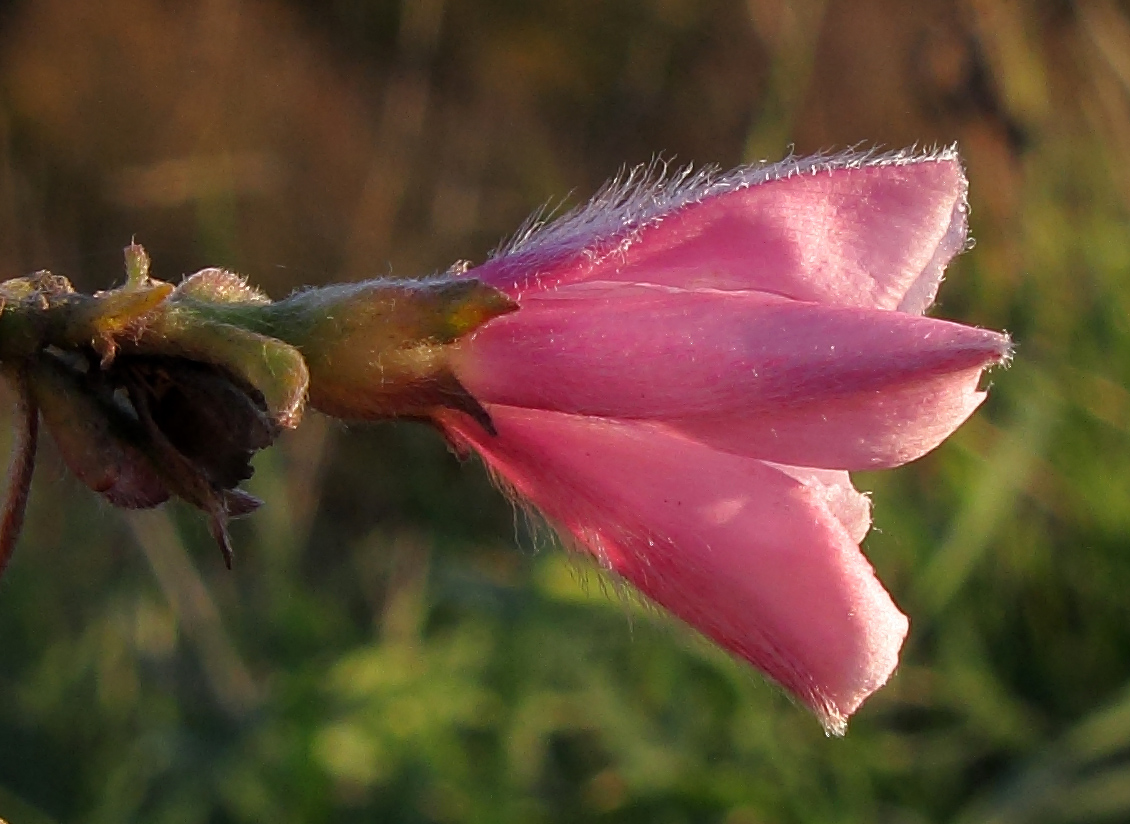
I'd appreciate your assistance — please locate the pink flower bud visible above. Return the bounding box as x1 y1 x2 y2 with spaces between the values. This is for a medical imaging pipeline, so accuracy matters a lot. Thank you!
441 149 1012 732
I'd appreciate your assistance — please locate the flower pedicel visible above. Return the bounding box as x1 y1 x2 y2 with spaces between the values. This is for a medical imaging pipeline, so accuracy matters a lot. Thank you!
0 149 1010 732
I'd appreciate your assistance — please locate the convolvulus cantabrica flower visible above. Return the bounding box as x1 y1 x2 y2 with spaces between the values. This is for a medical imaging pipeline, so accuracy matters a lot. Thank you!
0 149 1010 732
437 149 1012 732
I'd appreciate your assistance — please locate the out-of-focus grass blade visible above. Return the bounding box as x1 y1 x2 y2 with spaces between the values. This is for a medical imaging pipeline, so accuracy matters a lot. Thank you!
0 784 60 824
127 508 260 716
957 678 1130 823
916 368 1060 616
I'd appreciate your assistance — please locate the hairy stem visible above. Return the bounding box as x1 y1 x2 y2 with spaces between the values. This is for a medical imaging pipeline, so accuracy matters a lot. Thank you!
0 370 39 581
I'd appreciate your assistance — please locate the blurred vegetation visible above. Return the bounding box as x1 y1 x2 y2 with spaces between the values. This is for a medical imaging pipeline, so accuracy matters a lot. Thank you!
0 0 1126 821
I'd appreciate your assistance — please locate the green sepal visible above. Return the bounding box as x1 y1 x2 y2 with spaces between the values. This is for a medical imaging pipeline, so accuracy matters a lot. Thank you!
132 308 309 429
244 276 516 424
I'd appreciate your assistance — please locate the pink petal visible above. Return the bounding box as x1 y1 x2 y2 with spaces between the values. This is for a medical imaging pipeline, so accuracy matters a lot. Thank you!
454 283 1011 469
441 405 909 733
471 151 967 314
763 463 872 544
674 363 992 470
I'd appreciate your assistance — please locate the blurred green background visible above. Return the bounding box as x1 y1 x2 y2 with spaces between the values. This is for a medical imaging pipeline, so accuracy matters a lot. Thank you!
0 0 1126 821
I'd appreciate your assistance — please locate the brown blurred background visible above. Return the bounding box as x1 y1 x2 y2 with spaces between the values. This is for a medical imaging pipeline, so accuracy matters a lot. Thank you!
0 0 1043 288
